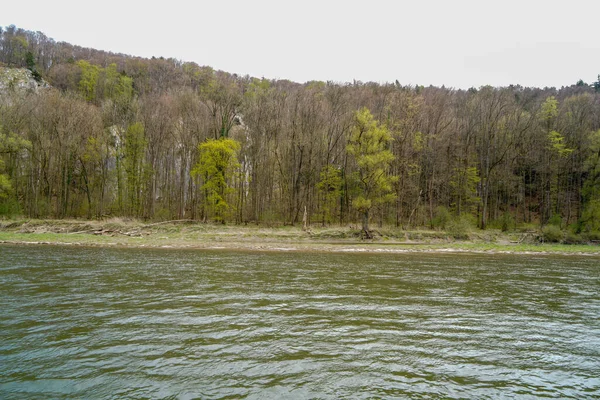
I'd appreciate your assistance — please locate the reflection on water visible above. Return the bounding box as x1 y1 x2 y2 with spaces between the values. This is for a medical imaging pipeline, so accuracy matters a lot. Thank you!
1 245 599 398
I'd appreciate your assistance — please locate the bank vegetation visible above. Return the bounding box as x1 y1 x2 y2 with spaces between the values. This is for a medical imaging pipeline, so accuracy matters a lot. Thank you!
1 25 600 243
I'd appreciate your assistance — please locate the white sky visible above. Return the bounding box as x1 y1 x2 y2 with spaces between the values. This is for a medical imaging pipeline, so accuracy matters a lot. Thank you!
2 0 599 89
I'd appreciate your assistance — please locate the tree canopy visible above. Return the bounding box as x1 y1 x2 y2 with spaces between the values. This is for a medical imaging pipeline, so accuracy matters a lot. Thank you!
347 108 397 237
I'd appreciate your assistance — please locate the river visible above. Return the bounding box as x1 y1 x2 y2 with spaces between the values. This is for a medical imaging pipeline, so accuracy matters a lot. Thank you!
1 244 599 399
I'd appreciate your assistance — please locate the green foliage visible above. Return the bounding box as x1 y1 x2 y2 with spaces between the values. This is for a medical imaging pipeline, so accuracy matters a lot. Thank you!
7 25 600 231
564 231 586 245
116 74 134 103
449 166 480 214
581 130 600 231
447 215 475 240
25 51 41 82
245 77 271 100
0 130 32 153
347 108 397 233
0 130 31 204
488 212 515 232
594 75 600 92
547 130 573 157
317 165 342 224
547 214 563 227
581 199 600 232
0 196 21 216
123 123 147 215
432 206 451 230
540 96 558 126
103 63 133 105
0 173 12 199
77 60 100 102
192 138 241 222
588 231 600 241
542 225 563 243
500 212 515 232
25 51 35 71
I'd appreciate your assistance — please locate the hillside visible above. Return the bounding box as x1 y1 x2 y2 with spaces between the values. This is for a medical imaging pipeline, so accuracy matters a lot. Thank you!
1 24 600 243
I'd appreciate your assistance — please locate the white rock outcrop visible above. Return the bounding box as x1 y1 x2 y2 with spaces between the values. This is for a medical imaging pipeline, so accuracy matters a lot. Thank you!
0 67 48 94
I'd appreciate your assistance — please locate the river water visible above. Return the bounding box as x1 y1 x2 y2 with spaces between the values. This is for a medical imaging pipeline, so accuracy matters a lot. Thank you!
1 244 599 399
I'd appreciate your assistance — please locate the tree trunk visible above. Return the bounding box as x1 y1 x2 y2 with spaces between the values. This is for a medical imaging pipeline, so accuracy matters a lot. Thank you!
362 210 372 239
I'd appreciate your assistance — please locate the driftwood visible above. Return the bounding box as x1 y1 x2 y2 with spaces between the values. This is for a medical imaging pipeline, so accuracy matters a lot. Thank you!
142 219 193 228
68 229 98 235
69 229 142 237
69 219 193 236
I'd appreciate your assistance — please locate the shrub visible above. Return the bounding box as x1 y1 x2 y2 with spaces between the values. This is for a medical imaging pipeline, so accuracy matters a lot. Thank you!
564 232 586 244
588 231 600 241
432 206 451 230
500 212 515 232
447 215 474 240
489 212 515 232
0 198 22 217
542 225 563 243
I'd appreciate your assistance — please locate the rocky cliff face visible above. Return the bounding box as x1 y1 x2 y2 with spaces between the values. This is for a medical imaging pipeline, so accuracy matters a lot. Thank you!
0 67 48 94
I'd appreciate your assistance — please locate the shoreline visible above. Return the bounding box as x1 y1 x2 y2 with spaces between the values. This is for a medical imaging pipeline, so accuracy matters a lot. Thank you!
2 219 600 256
2 235 600 257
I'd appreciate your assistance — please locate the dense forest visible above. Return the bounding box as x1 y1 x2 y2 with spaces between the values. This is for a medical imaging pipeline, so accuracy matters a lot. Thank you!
1 25 600 237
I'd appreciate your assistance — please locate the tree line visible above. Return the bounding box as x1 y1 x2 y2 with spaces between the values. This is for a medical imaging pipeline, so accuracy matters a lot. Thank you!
2 25 600 236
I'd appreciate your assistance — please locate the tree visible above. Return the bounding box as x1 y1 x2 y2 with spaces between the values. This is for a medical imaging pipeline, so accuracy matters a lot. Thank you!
594 75 600 92
317 165 342 225
192 138 241 222
123 122 147 216
77 60 100 102
581 130 600 232
0 125 31 214
347 108 397 238
450 165 480 215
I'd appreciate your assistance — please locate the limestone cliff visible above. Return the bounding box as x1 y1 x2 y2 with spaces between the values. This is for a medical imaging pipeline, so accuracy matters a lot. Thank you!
0 67 48 94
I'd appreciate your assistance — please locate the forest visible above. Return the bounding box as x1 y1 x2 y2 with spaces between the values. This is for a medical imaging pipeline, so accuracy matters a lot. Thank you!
1 25 600 238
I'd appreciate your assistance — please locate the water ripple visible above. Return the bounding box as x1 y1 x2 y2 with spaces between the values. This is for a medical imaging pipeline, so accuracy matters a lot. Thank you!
1 246 599 399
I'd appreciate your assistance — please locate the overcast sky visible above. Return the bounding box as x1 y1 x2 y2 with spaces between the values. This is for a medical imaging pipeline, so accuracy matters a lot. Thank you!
2 0 599 89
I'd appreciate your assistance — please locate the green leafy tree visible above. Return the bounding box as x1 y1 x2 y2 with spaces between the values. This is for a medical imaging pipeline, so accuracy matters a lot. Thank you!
123 122 147 216
581 130 600 232
347 108 397 238
540 96 573 224
547 130 573 157
0 169 11 199
192 138 241 222
0 128 31 214
25 51 42 82
594 75 600 92
77 60 100 102
317 165 342 225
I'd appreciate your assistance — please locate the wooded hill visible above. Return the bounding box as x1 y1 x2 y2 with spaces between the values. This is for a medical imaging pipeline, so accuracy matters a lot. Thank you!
1 25 600 237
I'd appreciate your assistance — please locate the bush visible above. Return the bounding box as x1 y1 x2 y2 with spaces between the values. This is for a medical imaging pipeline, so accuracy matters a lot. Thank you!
500 212 515 232
0 198 22 217
542 225 563 243
588 231 600 241
488 212 515 232
447 215 474 240
432 206 451 230
564 231 586 244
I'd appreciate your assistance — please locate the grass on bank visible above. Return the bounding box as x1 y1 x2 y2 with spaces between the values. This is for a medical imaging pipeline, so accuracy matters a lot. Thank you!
1 218 600 254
